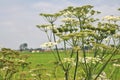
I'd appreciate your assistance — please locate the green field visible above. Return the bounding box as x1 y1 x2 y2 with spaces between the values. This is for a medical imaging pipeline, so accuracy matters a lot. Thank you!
23 51 66 80
0 49 120 80
21 51 120 80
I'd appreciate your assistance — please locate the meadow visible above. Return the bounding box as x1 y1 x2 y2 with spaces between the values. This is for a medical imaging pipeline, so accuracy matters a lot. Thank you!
0 5 120 80
33 4 120 80
0 48 120 80
22 51 120 80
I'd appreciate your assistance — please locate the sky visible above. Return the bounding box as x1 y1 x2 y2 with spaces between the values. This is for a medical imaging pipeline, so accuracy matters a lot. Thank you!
0 0 120 49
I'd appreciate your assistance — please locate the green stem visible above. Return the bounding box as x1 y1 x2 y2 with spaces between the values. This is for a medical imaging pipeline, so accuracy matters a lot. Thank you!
64 40 67 55
73 50 79 80
45 31 51 42
94 46 119 80
78 17 89 79
51 22 65 71
65 70 69 80
4 69 9 80
82 36 90 79
109 66 116 79
112 36 116 46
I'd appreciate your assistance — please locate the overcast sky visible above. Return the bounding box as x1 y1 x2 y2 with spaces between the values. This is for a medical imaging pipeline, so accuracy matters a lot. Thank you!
0 0 120 49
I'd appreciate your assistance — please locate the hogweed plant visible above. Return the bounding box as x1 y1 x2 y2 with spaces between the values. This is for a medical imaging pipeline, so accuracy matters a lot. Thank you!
0 48 51 80
37 5 120 80
0 48 31 80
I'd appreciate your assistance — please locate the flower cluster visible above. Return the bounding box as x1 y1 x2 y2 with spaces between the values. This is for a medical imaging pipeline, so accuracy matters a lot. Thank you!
62 58 75 64
113 63 120 67
41 42 57 48
61 18 77 23
0 48 31 80
1 66 9 71
92 72 109 80
79 56 101 64
103 15 120 21
104 37 111 43
37 24 54 32
113 33 120 38
62 11 73 17
37 5 120 80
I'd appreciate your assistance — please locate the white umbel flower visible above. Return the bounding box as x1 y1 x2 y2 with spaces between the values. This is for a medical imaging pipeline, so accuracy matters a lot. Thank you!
41 42 57 48
113 63 120 67
103 15 120 21
62 58 75 64
79 56 101 64
61 18 76 23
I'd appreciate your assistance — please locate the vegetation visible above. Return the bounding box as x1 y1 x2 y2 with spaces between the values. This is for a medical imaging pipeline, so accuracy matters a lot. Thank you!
36 5 120 80
19 43 28 51
0 5 120 80
0 50 120 80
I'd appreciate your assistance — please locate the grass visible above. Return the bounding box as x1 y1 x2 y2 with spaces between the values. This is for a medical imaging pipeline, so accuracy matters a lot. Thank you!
22 51 65 79
19 50 120 80
26 52 56 67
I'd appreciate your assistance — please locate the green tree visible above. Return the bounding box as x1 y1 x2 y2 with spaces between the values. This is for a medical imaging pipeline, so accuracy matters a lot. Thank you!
19 43 28 51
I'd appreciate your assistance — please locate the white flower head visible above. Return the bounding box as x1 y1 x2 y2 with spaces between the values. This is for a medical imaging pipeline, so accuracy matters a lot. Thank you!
45 25 55 30
1 66 9 71
62 58 75 64
103 15 120 21
19 60 25 63
41 42 57 48
113 33 120 38
63 11 73 17
92 72 109 80
61 18 76 23
31 73 37 77
113 63 120 67
79 56 101 64
104 37 111 43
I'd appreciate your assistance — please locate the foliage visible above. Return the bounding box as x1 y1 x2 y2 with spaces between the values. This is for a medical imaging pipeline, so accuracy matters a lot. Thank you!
19 43 28 51
0 48 30 80
0 48 51 80
37 5 120 80
0 5 120 80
